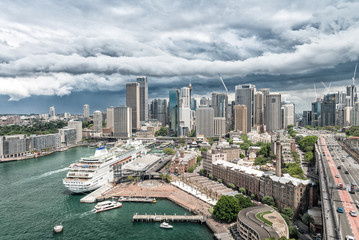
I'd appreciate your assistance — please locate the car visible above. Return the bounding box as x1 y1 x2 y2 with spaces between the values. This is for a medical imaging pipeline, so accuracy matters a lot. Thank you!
335 174 340 178
338 207 344 213
350 210 357 217
345 170 349 174
338 183 344 188
346 236 355 240
338 166 342 169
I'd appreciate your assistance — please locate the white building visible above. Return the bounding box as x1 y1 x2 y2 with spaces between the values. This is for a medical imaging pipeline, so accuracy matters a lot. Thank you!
59 128 77 145
196 107 214 137
282 103 295 129
214 117 226 137
113 106 132 138
49 106 56 119
67 120 82 143
83 104 90 119
93 110 103 134
30 134 61 151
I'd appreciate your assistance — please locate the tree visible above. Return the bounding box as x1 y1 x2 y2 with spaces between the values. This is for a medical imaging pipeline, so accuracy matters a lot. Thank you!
258 143 271 157
199 168 206 176
289 225 299 239
281 207 294 219
209 174 214 180
240 153 245 158
188 165 196 173
302 213 314 228
299 136 318 151
213 195 240 222
235 194 253 208
281 213 291 225
254 156 269 165
229 183 236 189
200 148 207 153
218 178 223 184
262 196 275 206
189 129 196 137
304 151 314 163
197 155 202 164
159 173 165 180
155 127 167 136
240 143 250 151
239 188 246 195
163 147 175 155
127 176 133 181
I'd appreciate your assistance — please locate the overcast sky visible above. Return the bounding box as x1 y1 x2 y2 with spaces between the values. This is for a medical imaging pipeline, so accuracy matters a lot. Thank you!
0 0 359 114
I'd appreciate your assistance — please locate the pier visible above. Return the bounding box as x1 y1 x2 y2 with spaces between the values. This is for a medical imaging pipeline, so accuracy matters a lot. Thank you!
132 213 205 223
119 196 156 203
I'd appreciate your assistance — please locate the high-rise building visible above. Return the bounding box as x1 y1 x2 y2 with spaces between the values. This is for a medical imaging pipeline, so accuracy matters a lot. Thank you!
254 91 265 127
346 83 357 107
126 82 140 130
178 87 192 136
265 93 281 132
136 76 148 124
49 106 55 118
321 93 336 127
113 106 132 138
67 120 82 143
93 110 103 134
196 107 214 137
344 106 352 127
302 111 312 127
214 117 226 136
282 103 295 129
106 107 114 132
311 100 321 127
235 84 256 132
180 87 191 108
233 105 247 134
151 99 167 127
169 89 179 136
211 92 228 118
83 104 90 119
200 97 210 107
190 98 197 111
351 103 359 126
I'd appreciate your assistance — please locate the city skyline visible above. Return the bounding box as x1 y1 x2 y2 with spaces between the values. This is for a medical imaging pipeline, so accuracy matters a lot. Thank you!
1 1 359 114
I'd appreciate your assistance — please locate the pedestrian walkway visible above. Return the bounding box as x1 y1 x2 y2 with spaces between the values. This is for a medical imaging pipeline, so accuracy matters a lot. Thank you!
171 180 217 205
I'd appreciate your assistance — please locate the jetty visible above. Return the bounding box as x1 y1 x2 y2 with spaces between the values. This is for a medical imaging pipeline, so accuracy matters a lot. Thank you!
119 196 156 203
132 213 205 223
80 183 113 203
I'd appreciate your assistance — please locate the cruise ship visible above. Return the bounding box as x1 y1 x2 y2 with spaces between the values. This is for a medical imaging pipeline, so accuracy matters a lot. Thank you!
63 140 146 193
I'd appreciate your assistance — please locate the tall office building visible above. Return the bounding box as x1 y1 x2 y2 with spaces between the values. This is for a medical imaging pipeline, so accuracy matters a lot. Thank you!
200 97 210 107
344 106 352 127
265 93 281 132
212 93 228 118
282 103 295 129
93 110 103 134
311 100 322 127
106 107 114 132
235 84 256 132
214 117 226 136
126 82 140 130
233 105 247 134
321 93 336 127
136 76 148 123
254 91 265 127
49 106 55 118
351 103 359 126
190 98 197 111
346 83 358 107
302 111 312 127
83 104 90 119
178 87 192 136
67 120 82 143
152 99 167 127
113 106 132 138
169 90 179 136
196 107 214 137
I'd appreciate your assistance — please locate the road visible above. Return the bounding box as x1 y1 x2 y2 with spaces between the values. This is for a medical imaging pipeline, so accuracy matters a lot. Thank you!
319 134 359 239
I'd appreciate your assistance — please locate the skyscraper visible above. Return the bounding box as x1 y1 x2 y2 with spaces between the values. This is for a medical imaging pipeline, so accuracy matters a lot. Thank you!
235 84 256 132
178 87 192 136
233 105 247 134
49 106 55 118
282 103 295 129
211 92 228 118
113 106 132 138
169 89 179 136
152 99 168 127
83 104 90 119
346 83 357 107
254 91 265 127
126 82 140 130
196 106 214 137
265 93 281 132
93 110 103 134
200 97 210 107
321 93 336 127
136 76 148 123
106 107 114 132
311 100 321 127
213 117 226 136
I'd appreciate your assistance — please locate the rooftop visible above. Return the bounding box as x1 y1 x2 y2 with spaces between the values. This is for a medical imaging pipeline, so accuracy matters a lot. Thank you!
123 154 161 172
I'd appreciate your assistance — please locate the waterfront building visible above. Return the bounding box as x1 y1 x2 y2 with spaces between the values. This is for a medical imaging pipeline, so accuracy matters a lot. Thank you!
93 110 103 134
320 93 336 127
151 99 168 127
83 104 90 119
169 150 197 174
196 106 214 137
67 120 82 143
126 82 140 130
169 89 179 136
49 106 56 119
235 84 256 132
214 117 226 137
30 133 61 151
113 106 132 138
233 105 247 134
58 128 77 146
106 107 115 133
137 76 148 124
0 135 30 159
282 103 295 129
265 93 281 131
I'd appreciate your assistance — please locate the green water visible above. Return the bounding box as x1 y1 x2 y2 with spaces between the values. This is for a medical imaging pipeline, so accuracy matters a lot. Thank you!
0 147 213 240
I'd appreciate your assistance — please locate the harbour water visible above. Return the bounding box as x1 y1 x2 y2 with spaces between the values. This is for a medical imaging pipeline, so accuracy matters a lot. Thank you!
0 147 213 240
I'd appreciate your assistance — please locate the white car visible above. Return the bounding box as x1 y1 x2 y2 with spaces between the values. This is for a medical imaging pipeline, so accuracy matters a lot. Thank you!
346 236 355 240
350 210 357 217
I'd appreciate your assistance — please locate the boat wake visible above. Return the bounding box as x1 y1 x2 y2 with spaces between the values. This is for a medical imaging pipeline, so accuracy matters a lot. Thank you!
39 167 69 178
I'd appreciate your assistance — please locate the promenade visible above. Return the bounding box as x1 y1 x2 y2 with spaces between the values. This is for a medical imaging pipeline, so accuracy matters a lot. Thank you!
103 180 233 239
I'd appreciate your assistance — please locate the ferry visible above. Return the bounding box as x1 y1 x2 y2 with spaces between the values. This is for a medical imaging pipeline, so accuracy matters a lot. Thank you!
160 222 173 229
93 200 122 213
63 140 146 193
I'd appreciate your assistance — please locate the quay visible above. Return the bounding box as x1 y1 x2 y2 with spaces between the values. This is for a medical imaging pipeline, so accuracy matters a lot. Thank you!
132 213 205 223
80 183 113 203
119 196 156 203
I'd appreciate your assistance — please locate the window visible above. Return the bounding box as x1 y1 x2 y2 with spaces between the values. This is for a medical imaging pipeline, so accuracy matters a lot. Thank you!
272 98 276 103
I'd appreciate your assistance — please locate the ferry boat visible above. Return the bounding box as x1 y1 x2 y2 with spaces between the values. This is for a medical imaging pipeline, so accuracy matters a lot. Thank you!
160 222 173 229
92 200 122 213
63 140 146 193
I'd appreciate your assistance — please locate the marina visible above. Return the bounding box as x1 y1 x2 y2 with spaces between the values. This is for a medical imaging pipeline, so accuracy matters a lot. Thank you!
119 196 157 203
133 213 205 223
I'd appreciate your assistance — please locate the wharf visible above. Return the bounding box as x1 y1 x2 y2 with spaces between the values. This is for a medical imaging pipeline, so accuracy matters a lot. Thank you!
119 196 156 203
80 183 113 203
132 213 205 223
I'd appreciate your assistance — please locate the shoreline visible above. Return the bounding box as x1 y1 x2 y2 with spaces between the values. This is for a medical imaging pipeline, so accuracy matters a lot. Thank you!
0 143 89 163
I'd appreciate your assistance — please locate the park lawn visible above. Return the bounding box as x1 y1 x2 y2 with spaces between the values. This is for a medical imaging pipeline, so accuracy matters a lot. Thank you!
256 210 273 226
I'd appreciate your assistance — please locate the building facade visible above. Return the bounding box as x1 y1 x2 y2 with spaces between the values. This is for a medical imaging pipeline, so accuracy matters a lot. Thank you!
235 84 256 132
137 76 148 124
113 106 132 138
93 110 103 134
126 82 140 130
83 104 90 119
233 105 247 134
67 120 82 143
265 93 281 132
196 106 214 137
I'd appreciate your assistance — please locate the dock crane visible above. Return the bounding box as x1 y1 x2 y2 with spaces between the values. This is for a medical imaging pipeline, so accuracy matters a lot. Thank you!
217 73 229 93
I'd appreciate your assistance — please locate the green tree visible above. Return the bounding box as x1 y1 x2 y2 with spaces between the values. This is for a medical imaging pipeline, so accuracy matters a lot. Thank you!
281 207 294 219
239 187 246 195
189 129 196 137
262 196 275 206
127 176 133 181
163 147 175 155
240 142 250 151
155 127 167 136
218 178 223 184
302 213 314 228
254 156 269 165
188 165 196 173
213 195 240 222
258 143 271 157
209 174 214 180
299 136 318 151
240 153 245 158
197 155 202 164
235 194 253 208
289 225 299 239
281 213 291 225
200 147 207 153
304 151 314 163
229 183 236 189
199 168 206 176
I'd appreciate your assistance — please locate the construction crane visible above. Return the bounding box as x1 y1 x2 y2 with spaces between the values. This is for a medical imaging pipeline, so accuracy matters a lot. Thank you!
352 64 357 85
217 73 229 93
321 81 332 94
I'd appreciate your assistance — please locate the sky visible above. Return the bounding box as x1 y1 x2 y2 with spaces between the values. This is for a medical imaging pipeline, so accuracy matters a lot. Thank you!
1 0 359 114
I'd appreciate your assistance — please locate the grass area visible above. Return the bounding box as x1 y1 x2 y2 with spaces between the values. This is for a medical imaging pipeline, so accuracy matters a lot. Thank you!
256 211 273 226
209 207 214 214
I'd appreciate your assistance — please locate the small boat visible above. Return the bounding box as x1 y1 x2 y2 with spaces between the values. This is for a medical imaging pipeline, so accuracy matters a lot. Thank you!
160 222 173 229
53 225 63 233
92 200 122 213
152 198 157 203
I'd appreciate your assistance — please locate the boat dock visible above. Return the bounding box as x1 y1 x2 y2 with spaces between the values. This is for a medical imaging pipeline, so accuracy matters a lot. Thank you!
132 213 205 223
119 196 156 203
80 183 113 203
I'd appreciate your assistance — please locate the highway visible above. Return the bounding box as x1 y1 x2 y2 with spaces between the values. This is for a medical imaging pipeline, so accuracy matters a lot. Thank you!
319 134 359 240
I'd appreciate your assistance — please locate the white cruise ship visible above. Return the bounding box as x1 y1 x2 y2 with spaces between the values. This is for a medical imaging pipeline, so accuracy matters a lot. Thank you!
63 140 146 193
